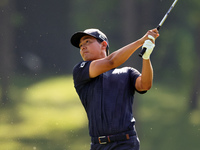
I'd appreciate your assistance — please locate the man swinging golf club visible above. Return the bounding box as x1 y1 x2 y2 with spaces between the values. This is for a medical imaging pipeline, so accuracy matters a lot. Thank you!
70 0 178 149
71 27 159 150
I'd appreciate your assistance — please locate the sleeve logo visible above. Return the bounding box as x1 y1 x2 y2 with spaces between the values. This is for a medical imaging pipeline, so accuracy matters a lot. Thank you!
80 62 86 68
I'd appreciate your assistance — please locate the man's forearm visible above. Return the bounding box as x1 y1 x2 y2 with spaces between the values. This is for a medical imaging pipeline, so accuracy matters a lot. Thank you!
141 59 153 90
106 28 159 69
106 39 143 68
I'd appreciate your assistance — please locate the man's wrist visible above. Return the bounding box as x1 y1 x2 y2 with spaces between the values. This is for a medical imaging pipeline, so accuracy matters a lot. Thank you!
137 38 145 46
142 56 150 60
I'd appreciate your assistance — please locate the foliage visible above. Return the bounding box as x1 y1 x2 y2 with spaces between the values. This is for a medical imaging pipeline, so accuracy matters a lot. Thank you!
0 0 200 149
0 75 200 150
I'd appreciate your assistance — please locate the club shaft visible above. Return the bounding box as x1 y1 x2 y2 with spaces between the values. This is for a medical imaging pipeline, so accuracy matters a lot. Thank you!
139 0 178 57
159 0 178 27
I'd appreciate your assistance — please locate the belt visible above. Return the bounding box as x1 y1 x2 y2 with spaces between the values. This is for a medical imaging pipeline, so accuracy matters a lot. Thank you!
91 130 136 144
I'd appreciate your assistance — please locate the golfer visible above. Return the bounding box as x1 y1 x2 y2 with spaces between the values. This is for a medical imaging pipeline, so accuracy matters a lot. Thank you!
71 28 159 150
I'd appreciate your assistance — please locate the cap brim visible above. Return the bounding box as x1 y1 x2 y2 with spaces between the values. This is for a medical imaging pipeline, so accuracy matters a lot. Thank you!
70 32 90 48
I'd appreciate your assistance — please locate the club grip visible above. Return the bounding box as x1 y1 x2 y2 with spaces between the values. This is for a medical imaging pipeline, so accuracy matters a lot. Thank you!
139 26 160 57
139 47 147 57
157 25 161 31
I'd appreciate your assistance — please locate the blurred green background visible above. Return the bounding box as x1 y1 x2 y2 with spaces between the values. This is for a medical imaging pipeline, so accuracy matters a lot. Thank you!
0 0 200 150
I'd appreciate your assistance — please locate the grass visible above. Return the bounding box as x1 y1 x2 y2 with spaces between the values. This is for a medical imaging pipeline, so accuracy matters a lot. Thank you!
0 75 90 150
137 85 200 150
0 75 200 150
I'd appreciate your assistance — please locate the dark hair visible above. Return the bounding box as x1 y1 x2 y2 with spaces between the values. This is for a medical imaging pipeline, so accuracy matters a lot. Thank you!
96 39 109 56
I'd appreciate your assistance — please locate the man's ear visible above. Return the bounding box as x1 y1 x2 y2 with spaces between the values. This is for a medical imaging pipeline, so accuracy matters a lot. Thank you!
101 41 108 49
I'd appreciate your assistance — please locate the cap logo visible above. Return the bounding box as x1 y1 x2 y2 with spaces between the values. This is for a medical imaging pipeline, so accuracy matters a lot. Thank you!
99 34 106 41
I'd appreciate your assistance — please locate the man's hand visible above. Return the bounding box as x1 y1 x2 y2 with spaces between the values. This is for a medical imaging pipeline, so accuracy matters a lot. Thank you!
140 28 159 44
142 35 155 60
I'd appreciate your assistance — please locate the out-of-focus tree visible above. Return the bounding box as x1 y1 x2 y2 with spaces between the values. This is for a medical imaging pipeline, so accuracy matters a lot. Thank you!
15 0 71 74
119 0 140 68
187 0 200 110
0 0 15 105
151 0 199 110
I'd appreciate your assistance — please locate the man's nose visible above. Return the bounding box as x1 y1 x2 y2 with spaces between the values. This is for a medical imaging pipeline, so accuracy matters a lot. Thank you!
81 43 87 50
80 45 86 51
